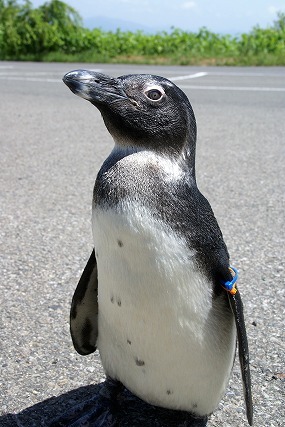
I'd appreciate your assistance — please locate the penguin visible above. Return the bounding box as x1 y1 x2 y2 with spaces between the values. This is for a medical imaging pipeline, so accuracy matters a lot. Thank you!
62 70 253 426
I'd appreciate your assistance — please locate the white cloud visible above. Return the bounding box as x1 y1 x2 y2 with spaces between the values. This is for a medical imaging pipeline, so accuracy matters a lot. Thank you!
268 6 278 15
181 1 196 10
120 0 149 4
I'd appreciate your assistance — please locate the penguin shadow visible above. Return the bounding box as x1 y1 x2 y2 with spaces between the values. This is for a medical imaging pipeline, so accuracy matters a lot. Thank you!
0 384 100 427
1 380 208 427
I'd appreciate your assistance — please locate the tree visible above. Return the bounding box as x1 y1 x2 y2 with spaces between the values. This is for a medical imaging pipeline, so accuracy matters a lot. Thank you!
39 0 82 28
273 11 285 32
0 0 84 58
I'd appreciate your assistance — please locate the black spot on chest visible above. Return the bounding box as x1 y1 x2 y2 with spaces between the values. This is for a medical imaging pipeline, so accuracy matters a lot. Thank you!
135 357 145 367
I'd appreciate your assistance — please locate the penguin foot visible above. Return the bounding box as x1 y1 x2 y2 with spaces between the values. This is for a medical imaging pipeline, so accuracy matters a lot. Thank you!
50 377 123 427
50 378 208 427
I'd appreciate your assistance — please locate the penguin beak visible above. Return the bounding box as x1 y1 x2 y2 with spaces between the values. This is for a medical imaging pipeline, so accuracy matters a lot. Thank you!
63 69 127 104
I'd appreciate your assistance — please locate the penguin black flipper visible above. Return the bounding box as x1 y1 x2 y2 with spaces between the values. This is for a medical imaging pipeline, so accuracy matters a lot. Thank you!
228 289 253 426
70 249 98 355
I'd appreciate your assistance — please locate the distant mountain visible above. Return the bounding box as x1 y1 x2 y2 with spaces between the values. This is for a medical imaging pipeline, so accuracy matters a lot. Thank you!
84 16 163 33
83 16 239 35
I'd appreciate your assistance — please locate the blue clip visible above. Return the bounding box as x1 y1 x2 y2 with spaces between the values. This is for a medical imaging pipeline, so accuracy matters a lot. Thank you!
221 266 238 295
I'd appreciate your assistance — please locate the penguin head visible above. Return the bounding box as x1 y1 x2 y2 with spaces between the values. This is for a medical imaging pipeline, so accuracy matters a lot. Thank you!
63 70 196 156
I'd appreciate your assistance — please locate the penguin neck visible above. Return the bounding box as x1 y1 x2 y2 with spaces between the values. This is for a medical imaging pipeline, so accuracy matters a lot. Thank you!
111 143 145 161
100 139 197 186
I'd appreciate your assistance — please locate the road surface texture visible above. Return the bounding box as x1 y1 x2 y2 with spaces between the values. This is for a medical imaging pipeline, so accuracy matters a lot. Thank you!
0 62 284 426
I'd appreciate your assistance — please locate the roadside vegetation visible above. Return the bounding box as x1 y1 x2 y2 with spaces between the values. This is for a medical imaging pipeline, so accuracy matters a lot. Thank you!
0 0 284 65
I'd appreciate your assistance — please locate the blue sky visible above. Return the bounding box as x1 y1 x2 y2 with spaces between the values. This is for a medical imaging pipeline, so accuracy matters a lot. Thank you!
31 0 284 33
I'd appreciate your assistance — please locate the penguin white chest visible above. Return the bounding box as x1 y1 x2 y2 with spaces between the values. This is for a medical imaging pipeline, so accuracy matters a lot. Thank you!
93 204 236 416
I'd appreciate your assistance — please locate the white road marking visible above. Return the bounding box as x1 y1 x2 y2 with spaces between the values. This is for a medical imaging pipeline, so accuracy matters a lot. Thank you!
179 84 285 92
0 76 60 82
0 69 102 83
0 68 101 74
0 74 284 92
170 72 208 81
205 71 285 77
0 72 60 76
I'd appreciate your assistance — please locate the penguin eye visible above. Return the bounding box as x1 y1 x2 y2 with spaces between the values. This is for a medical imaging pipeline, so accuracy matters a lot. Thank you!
145 89 163 101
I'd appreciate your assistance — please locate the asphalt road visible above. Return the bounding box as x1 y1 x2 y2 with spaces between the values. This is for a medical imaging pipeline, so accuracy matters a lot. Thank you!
0 61 284 427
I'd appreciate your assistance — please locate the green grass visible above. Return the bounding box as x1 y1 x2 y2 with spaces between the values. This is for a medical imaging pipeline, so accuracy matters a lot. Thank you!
12 51 285 66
